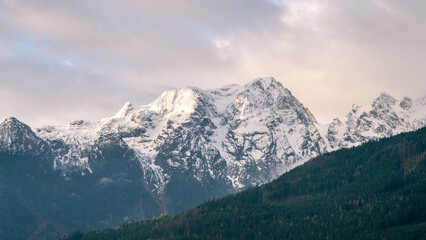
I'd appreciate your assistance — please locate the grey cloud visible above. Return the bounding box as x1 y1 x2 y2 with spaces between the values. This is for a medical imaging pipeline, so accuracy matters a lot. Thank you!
0 0 425 126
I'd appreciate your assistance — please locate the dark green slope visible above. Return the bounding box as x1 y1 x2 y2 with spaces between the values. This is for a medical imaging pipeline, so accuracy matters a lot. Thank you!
0 138 161 240
63 127 426 240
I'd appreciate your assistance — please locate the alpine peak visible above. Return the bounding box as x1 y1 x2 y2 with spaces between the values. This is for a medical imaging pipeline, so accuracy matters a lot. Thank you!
244 77 286 93
148 87 200 116
0 117 48 155
2 116 21 125
1 117 30 131
115 101 135 118
373 92 397 105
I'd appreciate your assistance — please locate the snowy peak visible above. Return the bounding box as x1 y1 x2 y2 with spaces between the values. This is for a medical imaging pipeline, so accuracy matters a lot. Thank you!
0 117 48 155
373 92 397 106
115 102 135 118
214 77 327 188
0 117 35 142
228 77 312 121
245 77 282 90
148 87 200 117
132 78 296 121
1 117 22 127
325 93 426 150
240 77 292 103
89 77 327 190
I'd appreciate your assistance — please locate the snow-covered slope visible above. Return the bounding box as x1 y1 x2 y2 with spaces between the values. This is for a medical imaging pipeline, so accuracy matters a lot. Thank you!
33 78 328 193
322 93 426 150
218 79 327 188
0 117 48 155
2 77 425 201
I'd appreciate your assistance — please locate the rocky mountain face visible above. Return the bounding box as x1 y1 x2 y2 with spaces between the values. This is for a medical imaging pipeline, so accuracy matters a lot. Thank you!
33 78 329 198
0 77 425 239
0 117 49 156
322 92 426 150
0 118 161 240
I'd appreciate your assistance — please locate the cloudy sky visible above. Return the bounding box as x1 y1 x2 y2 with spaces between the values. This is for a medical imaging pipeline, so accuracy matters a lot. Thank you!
1 0 425 127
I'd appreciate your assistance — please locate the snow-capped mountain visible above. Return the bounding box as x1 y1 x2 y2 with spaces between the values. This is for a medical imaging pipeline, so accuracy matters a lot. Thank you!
322 93 426 150
4 78 425 195
32 78 329 194
1 77 425 239
0 117 49 155
0 77 425 218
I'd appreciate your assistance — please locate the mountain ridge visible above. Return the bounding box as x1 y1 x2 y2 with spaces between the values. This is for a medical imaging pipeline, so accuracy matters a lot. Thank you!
0 77 425 239
2 77 425 194
62 127 426 240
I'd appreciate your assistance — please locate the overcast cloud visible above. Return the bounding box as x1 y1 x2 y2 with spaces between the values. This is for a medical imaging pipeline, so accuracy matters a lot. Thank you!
0 0 425 126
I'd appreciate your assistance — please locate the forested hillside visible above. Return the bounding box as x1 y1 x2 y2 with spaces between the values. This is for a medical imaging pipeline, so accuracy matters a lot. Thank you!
63 127 426 240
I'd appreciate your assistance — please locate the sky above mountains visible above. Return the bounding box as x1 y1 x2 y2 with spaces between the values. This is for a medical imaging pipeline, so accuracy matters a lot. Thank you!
0 0 425 127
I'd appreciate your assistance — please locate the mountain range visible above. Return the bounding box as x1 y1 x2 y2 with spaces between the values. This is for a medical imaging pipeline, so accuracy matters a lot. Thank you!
62 126 426 240
0 77 425 239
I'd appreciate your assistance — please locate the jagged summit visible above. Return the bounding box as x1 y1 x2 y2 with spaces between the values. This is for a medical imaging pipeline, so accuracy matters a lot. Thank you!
323 92 426 149
111 78 293 123
0 117 48 155
376 92 395 100
147 87 200 116
115 102 135 118
372 92 397 107
1 117 30 129
247 77 280 88
239 77 292 101
3 116 19 123
1 117 32 136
